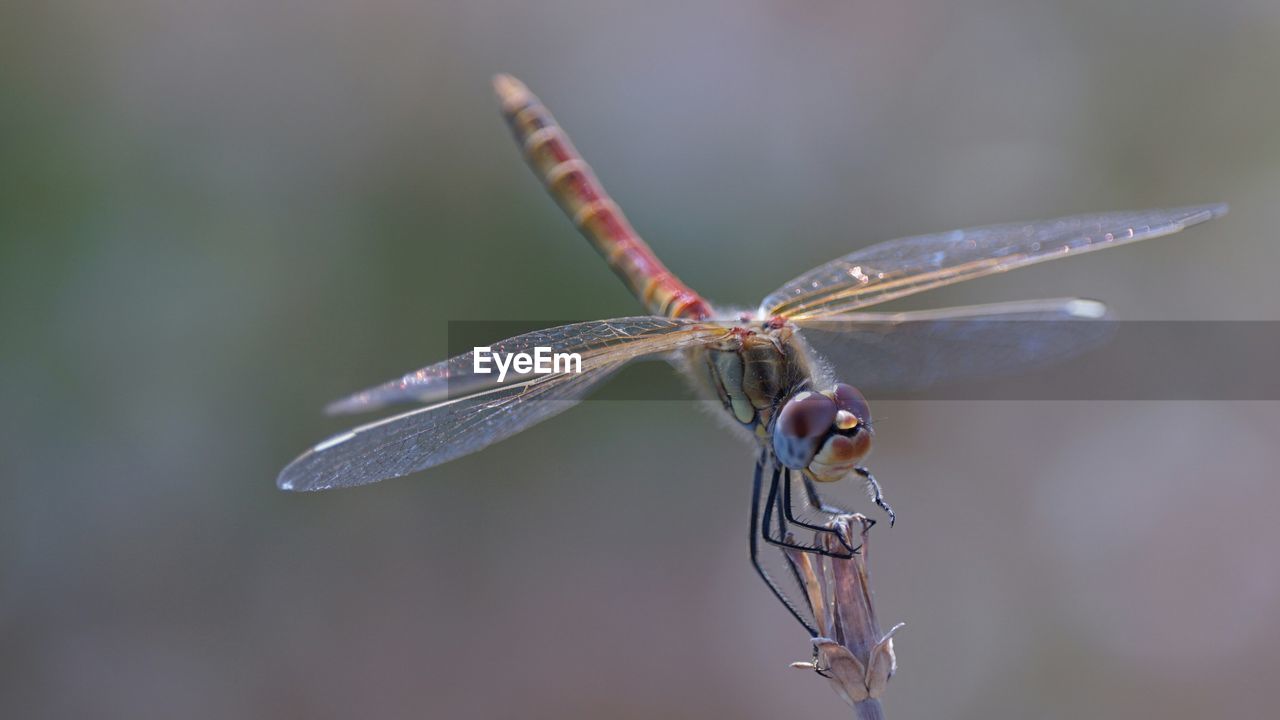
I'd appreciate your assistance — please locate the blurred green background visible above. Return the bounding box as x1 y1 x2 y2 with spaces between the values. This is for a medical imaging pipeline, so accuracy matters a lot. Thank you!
3 1 1279 718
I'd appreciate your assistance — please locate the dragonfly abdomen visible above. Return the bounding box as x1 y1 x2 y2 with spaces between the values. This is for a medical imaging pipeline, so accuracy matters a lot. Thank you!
494 74 711 320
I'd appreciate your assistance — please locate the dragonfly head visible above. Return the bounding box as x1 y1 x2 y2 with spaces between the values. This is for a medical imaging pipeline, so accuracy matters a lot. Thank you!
772 383 873 481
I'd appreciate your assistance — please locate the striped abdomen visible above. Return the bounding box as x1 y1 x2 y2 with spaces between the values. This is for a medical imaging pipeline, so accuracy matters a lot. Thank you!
494 74 712 321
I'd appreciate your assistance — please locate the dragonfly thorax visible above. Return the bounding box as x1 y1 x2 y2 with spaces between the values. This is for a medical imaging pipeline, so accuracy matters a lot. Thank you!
696 325 811 440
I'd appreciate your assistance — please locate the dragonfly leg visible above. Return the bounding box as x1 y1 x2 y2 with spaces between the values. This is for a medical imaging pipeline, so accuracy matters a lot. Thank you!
750 451 819 635
764 463 856 559
801 473 851 516
855 466 896 526
782 470 857 555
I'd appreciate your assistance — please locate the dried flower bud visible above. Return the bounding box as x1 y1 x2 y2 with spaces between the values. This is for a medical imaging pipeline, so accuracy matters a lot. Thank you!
784 515 904 717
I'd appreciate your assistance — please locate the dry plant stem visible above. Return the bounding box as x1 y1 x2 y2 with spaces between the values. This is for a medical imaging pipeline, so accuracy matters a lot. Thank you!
784 515 903 719
853 698 886 720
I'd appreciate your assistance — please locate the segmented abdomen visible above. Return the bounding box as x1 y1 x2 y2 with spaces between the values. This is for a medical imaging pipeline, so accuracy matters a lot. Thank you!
494 74 712 321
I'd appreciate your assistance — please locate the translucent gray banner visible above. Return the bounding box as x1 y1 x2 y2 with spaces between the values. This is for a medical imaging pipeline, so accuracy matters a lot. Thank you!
445 320 1280 401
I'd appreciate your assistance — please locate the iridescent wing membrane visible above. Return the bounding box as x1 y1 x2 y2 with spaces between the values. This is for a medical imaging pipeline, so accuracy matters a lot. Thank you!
278 318 728 491
325 317 715 414
796 298 1115 394
760 205 1227 320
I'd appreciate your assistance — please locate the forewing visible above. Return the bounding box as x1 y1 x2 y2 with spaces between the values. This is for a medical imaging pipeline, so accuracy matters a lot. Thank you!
795 298 1115 394
280 319 730 491
327 317 716 414
761 204 1226 319
279 365 625 491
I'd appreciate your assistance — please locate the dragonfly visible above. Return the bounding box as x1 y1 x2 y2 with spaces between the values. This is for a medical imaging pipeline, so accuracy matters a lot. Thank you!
278 74 1227 635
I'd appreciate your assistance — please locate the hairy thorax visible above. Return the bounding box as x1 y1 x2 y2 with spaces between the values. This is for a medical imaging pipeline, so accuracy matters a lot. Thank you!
689 323 818 443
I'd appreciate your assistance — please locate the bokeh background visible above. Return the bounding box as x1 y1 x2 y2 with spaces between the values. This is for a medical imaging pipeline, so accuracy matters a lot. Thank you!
4 1 1279 718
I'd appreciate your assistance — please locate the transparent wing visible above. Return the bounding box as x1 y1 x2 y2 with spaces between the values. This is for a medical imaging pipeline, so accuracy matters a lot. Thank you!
327 317 716 414
795 298 1115 394
761 204 1227 319
279 363 622 492
279 319 730 491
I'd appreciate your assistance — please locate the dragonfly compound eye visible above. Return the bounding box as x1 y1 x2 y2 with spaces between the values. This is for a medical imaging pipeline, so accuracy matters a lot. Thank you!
773 391 838 468
801 384 874 481
833 383 871 425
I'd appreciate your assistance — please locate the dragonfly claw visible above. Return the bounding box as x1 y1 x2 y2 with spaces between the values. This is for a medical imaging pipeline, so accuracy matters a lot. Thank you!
855 466 896 527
